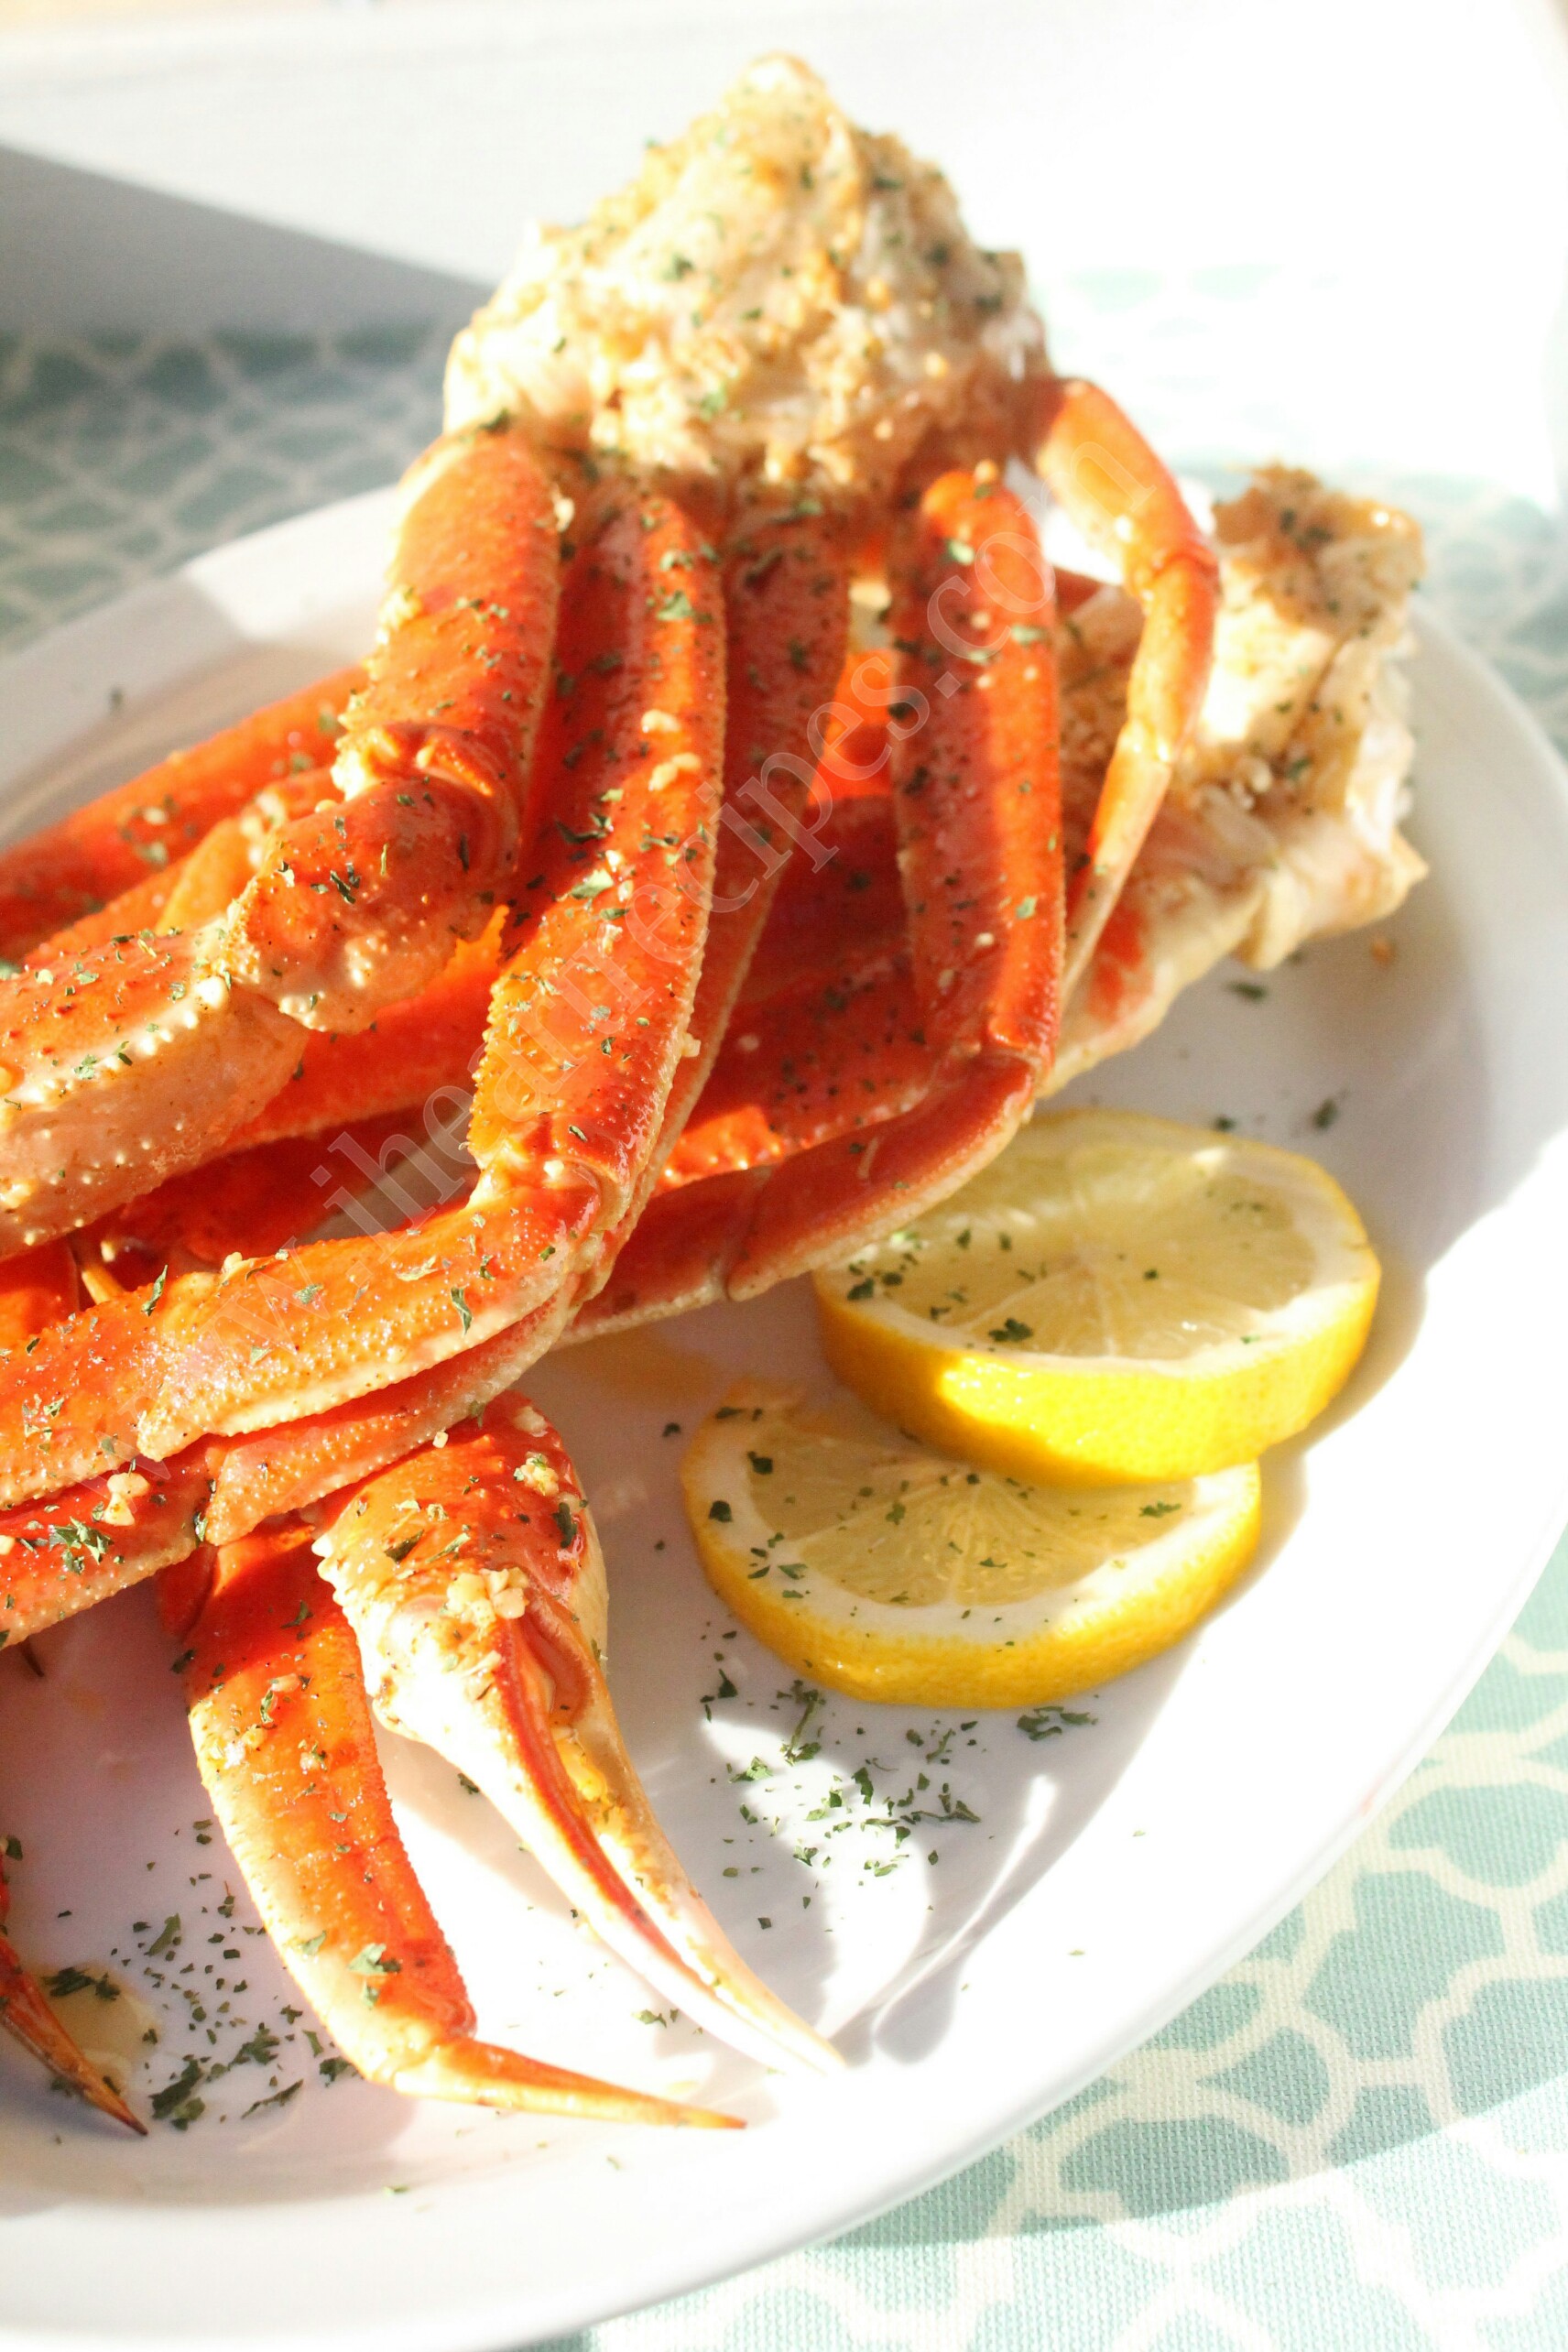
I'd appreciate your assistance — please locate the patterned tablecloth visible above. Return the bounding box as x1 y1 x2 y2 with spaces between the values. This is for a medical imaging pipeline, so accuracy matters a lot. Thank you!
4 281 1568 2352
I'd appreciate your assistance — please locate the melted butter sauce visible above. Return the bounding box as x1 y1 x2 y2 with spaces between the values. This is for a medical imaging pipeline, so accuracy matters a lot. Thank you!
45 1965 159 2095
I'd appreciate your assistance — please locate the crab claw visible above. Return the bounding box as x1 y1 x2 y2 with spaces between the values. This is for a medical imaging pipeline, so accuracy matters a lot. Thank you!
0 1858 144 2130
160 1527 735 2127
315 1396 841 2081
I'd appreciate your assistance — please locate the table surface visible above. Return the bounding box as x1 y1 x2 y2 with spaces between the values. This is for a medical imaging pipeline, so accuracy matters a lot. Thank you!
4 6 1568 2336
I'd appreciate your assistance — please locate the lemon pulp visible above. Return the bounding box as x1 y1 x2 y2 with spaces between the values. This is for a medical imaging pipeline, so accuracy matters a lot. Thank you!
684 1380 1261 1707
814 1107 1378 1483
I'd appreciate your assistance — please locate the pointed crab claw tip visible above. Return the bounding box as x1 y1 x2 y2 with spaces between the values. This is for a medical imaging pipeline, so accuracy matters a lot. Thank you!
567 1857 843 2083
638 1922 839 2083
783 2026 846 2076
89 2079 148 2136
538 1753 843 2083
0 1946 147 2133
474 1656 841 2084
59 2056 147 2135
388 2036 739 2129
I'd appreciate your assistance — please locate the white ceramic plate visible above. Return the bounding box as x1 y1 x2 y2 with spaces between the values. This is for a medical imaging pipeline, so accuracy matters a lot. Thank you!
0 490 1565 2352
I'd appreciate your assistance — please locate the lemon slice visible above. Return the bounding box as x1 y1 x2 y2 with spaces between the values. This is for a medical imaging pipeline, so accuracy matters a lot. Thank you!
813 1108 1379 1485
682 1380 1261 1706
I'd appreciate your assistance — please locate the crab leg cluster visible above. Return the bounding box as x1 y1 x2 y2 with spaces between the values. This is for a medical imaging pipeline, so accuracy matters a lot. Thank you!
578 384 1217 1336
0 313 1229 2126
0 0 1443 2131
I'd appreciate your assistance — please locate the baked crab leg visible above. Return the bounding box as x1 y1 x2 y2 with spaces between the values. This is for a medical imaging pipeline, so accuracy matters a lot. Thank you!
0 423 561 1257
158 1519 735 2124
306 1393 837 2075
0 1239 145 2130
1031 377 1217 996
0 669 358 960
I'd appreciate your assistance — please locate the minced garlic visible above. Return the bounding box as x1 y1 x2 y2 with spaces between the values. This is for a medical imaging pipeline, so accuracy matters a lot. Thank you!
445 53 1041 495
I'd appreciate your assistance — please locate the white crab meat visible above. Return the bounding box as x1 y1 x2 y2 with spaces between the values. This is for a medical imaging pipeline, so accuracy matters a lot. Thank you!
444 53 1040 493
1051 466 1426 1090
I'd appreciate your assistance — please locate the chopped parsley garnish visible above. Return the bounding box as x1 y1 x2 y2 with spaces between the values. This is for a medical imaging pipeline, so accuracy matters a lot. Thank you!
150 2056 204 2123
348 1944 400 1977
1018 1705 1097 1741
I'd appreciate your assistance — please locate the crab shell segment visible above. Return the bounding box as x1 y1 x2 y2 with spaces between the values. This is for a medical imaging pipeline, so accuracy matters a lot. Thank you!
311 1391 840 2081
